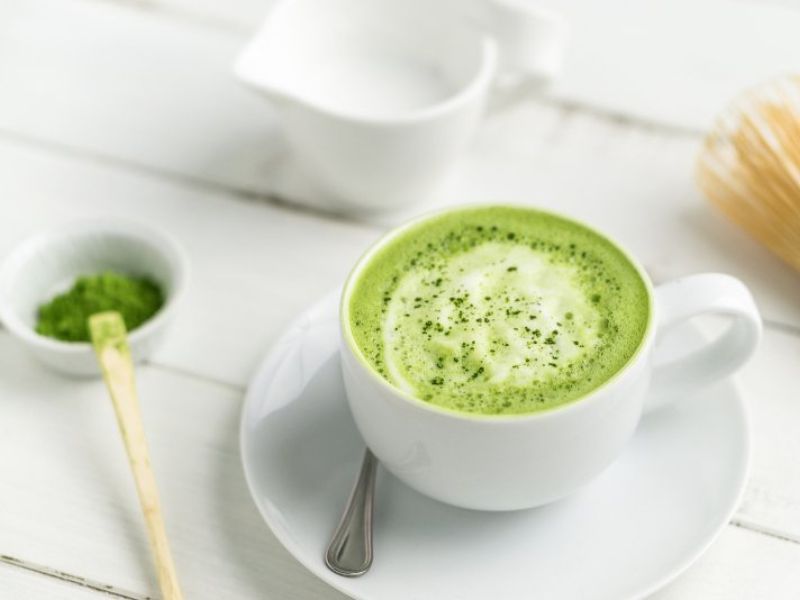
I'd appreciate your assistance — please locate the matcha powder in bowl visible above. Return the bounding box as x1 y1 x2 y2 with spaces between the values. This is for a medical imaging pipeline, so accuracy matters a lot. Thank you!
36 272 165 343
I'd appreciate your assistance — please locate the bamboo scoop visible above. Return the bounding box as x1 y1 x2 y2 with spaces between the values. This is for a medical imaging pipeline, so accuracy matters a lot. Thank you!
89 311 183 600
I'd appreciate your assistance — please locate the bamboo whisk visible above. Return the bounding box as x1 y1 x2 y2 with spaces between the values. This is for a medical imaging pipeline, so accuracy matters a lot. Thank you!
697 75 800 272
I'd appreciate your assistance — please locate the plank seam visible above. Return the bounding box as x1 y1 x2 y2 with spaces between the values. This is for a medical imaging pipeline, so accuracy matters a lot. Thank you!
0 126 375 230
534 95 703 137
764 319 800 338
0 554 152 600
88 0 250 36
142 360 244 393
729 518 800 546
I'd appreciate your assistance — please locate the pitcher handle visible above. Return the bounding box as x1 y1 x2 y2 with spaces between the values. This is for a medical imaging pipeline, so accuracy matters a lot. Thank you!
468 0 569 85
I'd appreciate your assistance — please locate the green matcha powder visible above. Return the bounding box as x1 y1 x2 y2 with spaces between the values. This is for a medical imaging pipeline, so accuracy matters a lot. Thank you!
36 272 165 342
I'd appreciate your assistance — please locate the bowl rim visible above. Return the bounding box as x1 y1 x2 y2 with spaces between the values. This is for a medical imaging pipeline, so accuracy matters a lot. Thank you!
0 218 189 353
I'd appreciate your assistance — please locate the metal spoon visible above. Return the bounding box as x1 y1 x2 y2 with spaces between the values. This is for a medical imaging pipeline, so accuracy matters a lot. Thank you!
324 449 378 577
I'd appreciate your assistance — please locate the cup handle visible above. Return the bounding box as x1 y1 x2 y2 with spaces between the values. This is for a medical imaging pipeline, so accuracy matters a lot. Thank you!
645 274 762 413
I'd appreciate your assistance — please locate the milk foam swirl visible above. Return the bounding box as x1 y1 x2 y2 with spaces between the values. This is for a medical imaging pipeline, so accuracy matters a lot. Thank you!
383 242 603 395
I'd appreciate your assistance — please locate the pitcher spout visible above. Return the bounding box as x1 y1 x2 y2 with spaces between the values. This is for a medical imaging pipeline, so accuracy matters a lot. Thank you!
234 39 295 109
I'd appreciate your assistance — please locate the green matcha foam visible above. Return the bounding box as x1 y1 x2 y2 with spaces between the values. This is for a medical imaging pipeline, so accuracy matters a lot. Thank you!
347 207 651 416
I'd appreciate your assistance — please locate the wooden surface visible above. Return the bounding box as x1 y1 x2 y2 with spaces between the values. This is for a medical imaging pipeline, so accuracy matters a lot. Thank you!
0 0 799 598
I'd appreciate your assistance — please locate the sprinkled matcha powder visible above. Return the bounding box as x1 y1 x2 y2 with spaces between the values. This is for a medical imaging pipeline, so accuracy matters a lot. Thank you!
36 272 164 342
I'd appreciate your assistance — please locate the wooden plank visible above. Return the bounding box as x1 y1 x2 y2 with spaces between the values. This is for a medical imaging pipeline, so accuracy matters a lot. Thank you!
652 526 800 599
100 0 800 132
0 324 797 598
2 107 798 385
0 139 379 385
0 0 286 197
541 0 800 131
1 0 799 338
5 0 800 214
0 331 346 599
0 1 797 598
735 326 800 544
2 142 798 598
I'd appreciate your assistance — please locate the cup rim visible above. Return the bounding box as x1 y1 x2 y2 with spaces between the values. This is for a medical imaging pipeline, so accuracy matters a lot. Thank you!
235 0 499 126
0 219 189 354
340 203 656 423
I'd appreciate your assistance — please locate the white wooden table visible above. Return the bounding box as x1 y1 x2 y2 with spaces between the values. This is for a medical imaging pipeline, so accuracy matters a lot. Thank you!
1 0 800 597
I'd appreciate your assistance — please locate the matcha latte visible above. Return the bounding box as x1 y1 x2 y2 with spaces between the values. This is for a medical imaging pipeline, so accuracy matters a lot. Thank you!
346 207 650 416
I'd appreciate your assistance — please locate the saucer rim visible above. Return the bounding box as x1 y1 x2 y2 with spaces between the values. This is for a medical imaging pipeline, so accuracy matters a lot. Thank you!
240 291 751 600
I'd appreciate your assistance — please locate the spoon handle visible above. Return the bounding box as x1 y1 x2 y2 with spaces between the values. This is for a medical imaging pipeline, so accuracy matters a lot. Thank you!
89 312 183 600
325 449 378 577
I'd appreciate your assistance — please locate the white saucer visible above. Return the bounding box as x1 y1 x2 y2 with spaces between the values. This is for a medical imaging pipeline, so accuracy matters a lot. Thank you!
240 291 749 600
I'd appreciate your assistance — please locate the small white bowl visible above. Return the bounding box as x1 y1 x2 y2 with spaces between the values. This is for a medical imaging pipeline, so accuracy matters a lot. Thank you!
0 220 188 377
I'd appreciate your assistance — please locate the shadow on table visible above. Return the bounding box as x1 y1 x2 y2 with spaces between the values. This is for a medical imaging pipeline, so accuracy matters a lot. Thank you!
209 370 351 599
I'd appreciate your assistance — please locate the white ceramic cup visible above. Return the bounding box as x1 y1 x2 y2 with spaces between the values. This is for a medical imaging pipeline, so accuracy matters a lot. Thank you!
339 207 762 511
235 0 568 213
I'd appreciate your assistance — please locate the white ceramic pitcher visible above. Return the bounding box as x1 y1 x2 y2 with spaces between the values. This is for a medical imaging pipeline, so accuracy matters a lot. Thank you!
235 0 568 213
